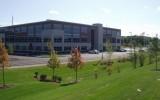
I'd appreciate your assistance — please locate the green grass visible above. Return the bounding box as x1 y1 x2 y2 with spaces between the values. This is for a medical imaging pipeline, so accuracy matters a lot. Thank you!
0 61 160 100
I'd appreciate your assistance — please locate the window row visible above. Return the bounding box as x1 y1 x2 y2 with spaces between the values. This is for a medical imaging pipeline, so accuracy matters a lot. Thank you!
8 24 90 35
15 46 88 52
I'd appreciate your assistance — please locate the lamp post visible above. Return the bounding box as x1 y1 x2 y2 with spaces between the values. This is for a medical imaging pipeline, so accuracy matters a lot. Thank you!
129 32 133 53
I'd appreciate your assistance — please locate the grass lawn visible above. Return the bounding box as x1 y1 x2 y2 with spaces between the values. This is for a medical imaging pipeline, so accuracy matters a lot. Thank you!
0 61 160 100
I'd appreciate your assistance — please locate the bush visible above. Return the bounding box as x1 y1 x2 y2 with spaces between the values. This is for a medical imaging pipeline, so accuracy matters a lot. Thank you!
34 72 39 79
138 51 145 67
52 75 62 83
40 74 47 81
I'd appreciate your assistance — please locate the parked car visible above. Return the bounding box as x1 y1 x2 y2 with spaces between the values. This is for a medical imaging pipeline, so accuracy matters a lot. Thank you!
88 50 100 54
116 49 127 52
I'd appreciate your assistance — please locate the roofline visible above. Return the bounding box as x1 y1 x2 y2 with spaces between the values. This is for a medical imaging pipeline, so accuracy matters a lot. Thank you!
3 20 93 28
2 19 121 31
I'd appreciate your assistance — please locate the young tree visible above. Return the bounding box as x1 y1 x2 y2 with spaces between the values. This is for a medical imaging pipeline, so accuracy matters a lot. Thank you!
147 42 154 64
0 40 9 87
129 40 138 68
151 36 159 71
104 40 113 75
67 48 83 83
138 45 145 67
47 41 60 80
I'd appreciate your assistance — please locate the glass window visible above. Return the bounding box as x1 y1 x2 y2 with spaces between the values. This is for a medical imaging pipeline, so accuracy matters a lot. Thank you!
28 25 34 35
21 26 27 33
54 47 62 51
44 23 51 30
81 26 88 33
64 24 72 34
81 46 87 51
35 24 42 34
16 45 20 50
117 31 121 36
81 38 87 42
43 38 51 42
73 26 80 34
64 46 71 51
54 37 62 43
36 46 41 50
44 46 49 51
22 46 26 50
54 23 62 30
64 38 72 42
73 38 80 42
14 27 21 32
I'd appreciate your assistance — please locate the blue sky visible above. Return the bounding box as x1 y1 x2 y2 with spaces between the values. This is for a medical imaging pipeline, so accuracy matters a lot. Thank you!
0 0 160 36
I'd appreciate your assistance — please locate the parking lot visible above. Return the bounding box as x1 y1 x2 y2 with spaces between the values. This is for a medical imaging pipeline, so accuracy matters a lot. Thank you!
9 52 129 68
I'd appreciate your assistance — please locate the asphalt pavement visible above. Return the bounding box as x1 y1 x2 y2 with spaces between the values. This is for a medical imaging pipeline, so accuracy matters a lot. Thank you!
9 52 129 68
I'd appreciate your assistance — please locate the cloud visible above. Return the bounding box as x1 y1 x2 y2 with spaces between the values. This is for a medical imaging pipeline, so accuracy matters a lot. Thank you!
48 10 60 15
100 8 112 14
157 6 160 11
143 5 149 9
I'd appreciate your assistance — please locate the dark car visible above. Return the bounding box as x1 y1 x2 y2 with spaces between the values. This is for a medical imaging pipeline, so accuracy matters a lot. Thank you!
116 49 127 52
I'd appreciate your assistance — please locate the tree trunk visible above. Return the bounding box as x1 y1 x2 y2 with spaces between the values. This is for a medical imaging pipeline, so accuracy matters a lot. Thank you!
156 54 158 71
52 68 55 77
2 64 5 87
75 66 78 83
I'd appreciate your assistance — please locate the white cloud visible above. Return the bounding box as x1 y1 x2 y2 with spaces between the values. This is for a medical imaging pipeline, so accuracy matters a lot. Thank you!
157 6 160 11
143 5 149 9
100 8 112 14
48 10 60 15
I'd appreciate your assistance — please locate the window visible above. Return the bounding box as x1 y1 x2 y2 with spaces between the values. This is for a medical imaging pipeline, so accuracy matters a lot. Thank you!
64 38 71 42
35 24 43 34
22 46 27 50
44 46 49 51
117 39 120 43
36 46 41 50
64 24 72 34
81 38 87 42
117 31 121 36
21 26 27 33
54 47 62 51
81 26 88 33
64 46 71 51
81 46 87 51
112 38 116 43
54 23 62 30
43 38 51 42
54 38 62 43
73 26 80 34
73 38 80 42
44 23 52 30
14 27 21 32
28 25 34 35
16 45 20 50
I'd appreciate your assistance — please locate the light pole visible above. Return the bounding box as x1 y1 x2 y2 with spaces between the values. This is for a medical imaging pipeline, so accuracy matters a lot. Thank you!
129 32 133 53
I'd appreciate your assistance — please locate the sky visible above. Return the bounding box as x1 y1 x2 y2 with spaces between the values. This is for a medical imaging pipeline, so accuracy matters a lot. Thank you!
0 0 160 37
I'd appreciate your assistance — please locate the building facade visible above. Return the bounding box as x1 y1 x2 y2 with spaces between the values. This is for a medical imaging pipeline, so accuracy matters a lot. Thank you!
0 20 121 55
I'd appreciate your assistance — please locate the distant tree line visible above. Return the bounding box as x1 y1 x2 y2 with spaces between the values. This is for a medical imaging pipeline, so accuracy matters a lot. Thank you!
122 36 159 47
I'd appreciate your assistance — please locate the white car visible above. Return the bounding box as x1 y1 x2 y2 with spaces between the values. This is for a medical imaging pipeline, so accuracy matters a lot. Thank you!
88 50 100 54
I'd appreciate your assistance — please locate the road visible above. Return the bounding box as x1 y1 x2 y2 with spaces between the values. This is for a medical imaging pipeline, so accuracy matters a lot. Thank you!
9 52 129 68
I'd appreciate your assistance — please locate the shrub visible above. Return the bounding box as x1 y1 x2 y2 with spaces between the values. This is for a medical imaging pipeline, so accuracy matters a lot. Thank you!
52 75 62 83
34 72 39 79
40 74 47 81
138 50 145 67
